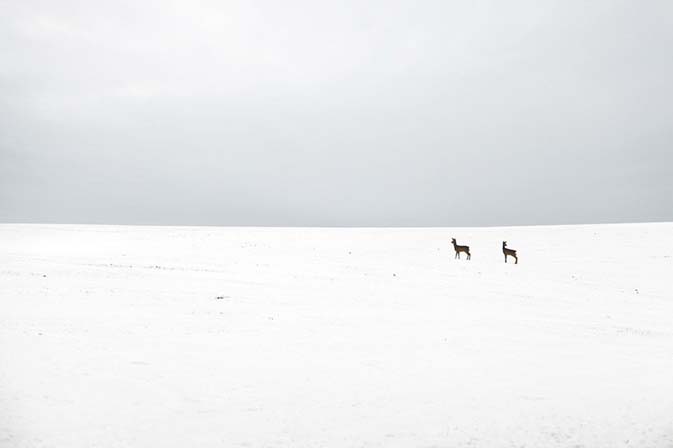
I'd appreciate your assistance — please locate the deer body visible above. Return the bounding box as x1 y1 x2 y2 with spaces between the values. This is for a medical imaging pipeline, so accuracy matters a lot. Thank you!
451 238 471 260
502 241 518 264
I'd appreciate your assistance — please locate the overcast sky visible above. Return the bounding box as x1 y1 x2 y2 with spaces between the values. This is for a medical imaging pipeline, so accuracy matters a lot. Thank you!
1 0 672 226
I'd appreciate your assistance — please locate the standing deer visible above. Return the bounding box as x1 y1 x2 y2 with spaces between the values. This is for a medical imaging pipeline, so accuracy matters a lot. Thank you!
451 238 471 260
502 241 518 264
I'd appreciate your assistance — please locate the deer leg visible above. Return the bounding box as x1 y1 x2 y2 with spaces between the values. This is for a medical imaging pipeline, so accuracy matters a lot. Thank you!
504 254 507 263
515 256 518 264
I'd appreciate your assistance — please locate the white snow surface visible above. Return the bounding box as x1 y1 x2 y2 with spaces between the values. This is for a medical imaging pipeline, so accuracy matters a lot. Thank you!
1 223 672 447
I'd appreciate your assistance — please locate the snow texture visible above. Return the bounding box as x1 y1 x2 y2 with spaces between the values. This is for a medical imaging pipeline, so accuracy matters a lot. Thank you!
1 223 672 447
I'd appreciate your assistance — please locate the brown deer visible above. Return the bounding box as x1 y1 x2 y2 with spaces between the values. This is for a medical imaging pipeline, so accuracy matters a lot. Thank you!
502 241 518 264
451 238 471 260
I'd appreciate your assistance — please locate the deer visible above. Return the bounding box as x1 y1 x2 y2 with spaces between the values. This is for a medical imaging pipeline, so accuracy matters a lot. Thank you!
451 238 471 260
502 241 518 264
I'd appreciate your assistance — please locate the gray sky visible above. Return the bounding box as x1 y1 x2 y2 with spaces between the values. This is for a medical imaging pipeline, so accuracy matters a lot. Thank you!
1 0 672 226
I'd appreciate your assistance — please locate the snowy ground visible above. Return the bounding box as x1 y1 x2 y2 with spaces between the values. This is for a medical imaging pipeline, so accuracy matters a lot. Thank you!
1 223 672 448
